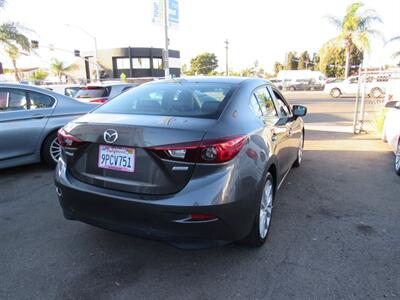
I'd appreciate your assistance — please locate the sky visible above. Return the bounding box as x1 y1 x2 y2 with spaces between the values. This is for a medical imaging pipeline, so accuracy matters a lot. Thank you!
1 0 399 73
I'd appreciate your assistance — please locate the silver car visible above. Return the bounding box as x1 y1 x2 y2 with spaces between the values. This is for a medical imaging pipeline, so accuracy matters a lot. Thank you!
0 83 93 169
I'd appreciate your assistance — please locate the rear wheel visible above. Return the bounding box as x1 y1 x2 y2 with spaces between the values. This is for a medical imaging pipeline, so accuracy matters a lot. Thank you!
370 87 383 98
241 172 274 247
42 131 61 167
289 86 295 91
395 139 400 176
330 88 341 98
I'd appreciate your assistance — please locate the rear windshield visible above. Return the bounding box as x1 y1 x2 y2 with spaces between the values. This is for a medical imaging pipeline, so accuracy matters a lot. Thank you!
94 82 236 119
75 87 110 99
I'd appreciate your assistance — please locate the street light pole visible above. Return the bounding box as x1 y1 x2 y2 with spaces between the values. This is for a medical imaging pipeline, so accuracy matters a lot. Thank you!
65 24 100 82
224 39 229 76
163 0 170 79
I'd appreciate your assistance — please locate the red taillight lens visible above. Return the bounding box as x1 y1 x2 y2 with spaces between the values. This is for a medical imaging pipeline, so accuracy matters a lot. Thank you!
147 135 248 164
89 98 108 103
189 213 218 221
57 128 83 149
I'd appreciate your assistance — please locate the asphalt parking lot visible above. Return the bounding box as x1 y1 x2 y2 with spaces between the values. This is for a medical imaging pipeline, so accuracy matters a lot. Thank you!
1 92 400 299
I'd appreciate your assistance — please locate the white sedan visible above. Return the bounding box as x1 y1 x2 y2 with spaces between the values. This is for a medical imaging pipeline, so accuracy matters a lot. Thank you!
324 76 386 98
382 100 400 175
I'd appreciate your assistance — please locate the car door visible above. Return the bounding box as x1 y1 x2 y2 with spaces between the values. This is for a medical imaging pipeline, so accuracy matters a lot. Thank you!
253 86 290 182
0 88 56 161
343 77 359 95
269 87 300 172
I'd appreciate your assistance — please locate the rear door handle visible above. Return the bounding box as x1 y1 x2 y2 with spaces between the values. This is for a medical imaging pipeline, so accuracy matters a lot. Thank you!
30 114 46 119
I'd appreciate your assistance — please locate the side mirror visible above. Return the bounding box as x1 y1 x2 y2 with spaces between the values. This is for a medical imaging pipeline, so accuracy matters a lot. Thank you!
385 101 400 109
292 105 307 117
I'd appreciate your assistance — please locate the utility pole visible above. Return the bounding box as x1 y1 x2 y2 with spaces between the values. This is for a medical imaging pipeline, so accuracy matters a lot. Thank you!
65 24 100 82
163 0 170 79
224 39 229 76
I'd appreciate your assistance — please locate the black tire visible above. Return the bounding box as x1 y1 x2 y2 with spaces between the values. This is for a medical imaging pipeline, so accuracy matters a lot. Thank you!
370 87 383 98
293 130 304 168
289 86 295 91
41 131 60 168
395 139 400 176
330 88 341 98
240 172 275 247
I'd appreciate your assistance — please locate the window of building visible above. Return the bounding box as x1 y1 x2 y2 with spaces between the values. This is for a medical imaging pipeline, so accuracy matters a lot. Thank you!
116 58 130 70
153 57 163 69
132 58 150 69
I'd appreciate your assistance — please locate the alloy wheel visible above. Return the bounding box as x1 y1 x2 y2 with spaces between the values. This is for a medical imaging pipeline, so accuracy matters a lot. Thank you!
50 137 62 163
298 132 304 164
395 140 400 174
259 177 273 239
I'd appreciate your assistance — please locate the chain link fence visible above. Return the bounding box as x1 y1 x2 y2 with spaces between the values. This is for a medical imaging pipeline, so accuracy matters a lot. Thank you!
352 68 400 134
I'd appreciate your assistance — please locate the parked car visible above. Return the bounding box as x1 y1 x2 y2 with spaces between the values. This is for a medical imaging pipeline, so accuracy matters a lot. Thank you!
324 75 386 98
55 77 307 247
44 84 82 98
285 79 324 91
74 82 137 104
382 100 400 175
269 78 283 90
0 83 94 169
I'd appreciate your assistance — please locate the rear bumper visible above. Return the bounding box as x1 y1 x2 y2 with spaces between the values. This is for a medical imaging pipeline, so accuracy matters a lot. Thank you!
55 159 257 244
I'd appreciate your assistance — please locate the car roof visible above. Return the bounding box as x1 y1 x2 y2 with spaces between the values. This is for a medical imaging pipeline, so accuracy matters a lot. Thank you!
147 76 269 86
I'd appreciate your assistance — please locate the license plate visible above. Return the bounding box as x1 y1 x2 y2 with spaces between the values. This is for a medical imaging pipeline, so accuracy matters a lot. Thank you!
98 145 135 173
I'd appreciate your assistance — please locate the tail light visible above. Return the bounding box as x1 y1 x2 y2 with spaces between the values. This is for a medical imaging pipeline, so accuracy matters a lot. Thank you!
148 135 248 164
57 128 83 149
89 97 108 103
189 213 218 221
388 94 393 102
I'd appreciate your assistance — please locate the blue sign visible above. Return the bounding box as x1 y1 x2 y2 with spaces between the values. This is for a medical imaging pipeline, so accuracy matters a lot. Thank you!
168 0 179 27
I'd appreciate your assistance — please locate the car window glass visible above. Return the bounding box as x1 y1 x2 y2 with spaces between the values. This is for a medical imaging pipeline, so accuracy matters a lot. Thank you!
95 82 235 119
249 94 263 118
0 90 8 111
29 91 55 109
272 90 291 117
0 89 28 111
349 77 358 84
254 87 277 118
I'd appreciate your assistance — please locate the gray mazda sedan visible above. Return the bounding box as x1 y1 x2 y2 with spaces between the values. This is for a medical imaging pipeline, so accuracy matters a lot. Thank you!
55 77 307 247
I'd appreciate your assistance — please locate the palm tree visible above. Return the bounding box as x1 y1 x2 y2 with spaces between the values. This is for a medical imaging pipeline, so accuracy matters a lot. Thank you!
326 2 382 78
5 44 21 81
50 58 77 83
387 36 400 60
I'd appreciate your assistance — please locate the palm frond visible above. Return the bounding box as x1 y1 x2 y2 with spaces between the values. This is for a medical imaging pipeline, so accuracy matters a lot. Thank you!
392 51 400 59
0 22 30 51
324 15 342 29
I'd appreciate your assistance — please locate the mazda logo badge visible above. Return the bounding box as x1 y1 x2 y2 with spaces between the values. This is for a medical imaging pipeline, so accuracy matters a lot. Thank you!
103 129 118 144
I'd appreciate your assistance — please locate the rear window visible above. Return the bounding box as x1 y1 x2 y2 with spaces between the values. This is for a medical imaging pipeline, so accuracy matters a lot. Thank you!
94 82 236 119
75 87 110 99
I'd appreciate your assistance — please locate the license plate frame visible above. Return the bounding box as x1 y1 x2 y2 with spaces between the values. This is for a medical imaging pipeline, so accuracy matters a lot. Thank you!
98 145 135 173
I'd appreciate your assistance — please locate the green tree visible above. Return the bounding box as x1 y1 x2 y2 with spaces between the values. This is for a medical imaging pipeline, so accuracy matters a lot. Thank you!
50 58 77 82
28 69 48 82
317 41 363 78
189 53 218 75
273 61 284 75
286 51 298 70
325 2 382 78
298 51 311 70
